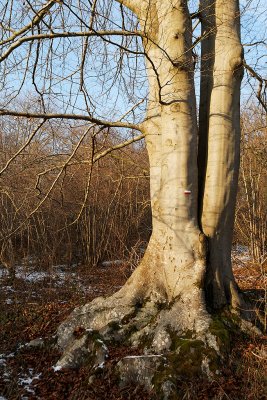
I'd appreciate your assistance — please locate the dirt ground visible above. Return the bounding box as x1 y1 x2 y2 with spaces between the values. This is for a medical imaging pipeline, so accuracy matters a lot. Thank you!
0 258 266 400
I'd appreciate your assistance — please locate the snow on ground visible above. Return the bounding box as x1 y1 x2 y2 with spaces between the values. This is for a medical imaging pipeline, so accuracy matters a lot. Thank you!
0 262 102 397
0 246 251 284
0 352 14 397
52 365 62 372
15 265 78 283
0 360 42 398
0 264 93 295
0 260 122 397
18 369 42 395
0 268 8 279
232 244 251 263
101 260 124 267
0 247 255 303
0 250 256 398
0 355 7 367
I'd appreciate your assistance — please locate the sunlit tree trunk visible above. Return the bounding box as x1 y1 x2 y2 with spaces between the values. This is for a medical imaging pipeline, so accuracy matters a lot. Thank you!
56 0 252 387
118 0 244 310
200 0 244 309
141 0 204 299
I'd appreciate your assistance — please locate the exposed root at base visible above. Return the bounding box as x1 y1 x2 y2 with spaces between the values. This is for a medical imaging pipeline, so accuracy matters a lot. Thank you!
55 291 254 398
55 262 262 399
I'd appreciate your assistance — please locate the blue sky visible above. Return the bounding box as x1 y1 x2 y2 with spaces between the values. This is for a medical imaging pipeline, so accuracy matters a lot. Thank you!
0 0 266 127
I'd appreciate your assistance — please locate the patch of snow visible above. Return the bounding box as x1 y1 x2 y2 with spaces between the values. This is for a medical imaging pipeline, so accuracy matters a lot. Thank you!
12 265 77 284
16 269 48 282
18 369 41 395
53 264 78 271
52 365 62 372
0 354 15 391
1 264 93 297
17 343 26 350
2 285 15 292
6 286 15 291
19 376 35 386
232 244 251 262
0 267 8 278
124 354 163 359
235 244 249 253
0 396 8 400
3 371 11 380
0 352 14 369
0 263 94 304
93 360 106 370
96 339 108 352
0 357 6 366
101 260 124 267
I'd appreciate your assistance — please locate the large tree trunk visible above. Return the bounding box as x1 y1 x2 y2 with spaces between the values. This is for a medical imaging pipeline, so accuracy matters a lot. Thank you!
199 0 244 310
142 0 204 301
56 0 257 393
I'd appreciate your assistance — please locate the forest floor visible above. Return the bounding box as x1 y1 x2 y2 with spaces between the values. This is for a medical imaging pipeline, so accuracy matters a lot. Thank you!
0 250 266 400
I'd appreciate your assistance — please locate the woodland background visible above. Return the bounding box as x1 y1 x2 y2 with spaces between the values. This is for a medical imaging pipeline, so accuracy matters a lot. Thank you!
0 104 265 273
0 0 266 395
0 102 266 399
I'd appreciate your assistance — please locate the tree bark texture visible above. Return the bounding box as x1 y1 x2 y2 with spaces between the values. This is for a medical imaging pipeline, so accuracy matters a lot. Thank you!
120 0 244 309
56 0 256 391
199 0 244 309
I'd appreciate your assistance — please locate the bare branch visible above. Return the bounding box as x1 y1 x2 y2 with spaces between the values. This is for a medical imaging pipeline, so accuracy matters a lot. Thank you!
0 120 45 176
93 132 145 163
244 60 267 112
1 0 59 46
0 30 142 63
243 41 267 47
0 109 142 131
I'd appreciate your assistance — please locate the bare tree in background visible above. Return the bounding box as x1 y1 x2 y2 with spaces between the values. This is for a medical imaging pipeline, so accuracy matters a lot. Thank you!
236 107 266 264
0 0 266 388
0 114 150 274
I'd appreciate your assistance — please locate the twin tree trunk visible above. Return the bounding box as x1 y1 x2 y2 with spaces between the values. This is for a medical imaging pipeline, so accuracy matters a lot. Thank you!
57 0 250 385
122 0 243 309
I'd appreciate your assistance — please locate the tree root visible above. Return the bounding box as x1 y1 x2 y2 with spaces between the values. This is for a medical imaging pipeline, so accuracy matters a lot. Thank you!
55 255 262 397
55 285 227 394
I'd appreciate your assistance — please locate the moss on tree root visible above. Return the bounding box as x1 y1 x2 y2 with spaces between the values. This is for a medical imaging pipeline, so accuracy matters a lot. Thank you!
56 290 261 400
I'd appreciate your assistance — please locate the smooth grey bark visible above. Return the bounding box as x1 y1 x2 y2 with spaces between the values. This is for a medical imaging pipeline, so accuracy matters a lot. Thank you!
199 0 244 309
198 0 215 213
57 0 211 362
113 0 244 310
56 0 257 386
